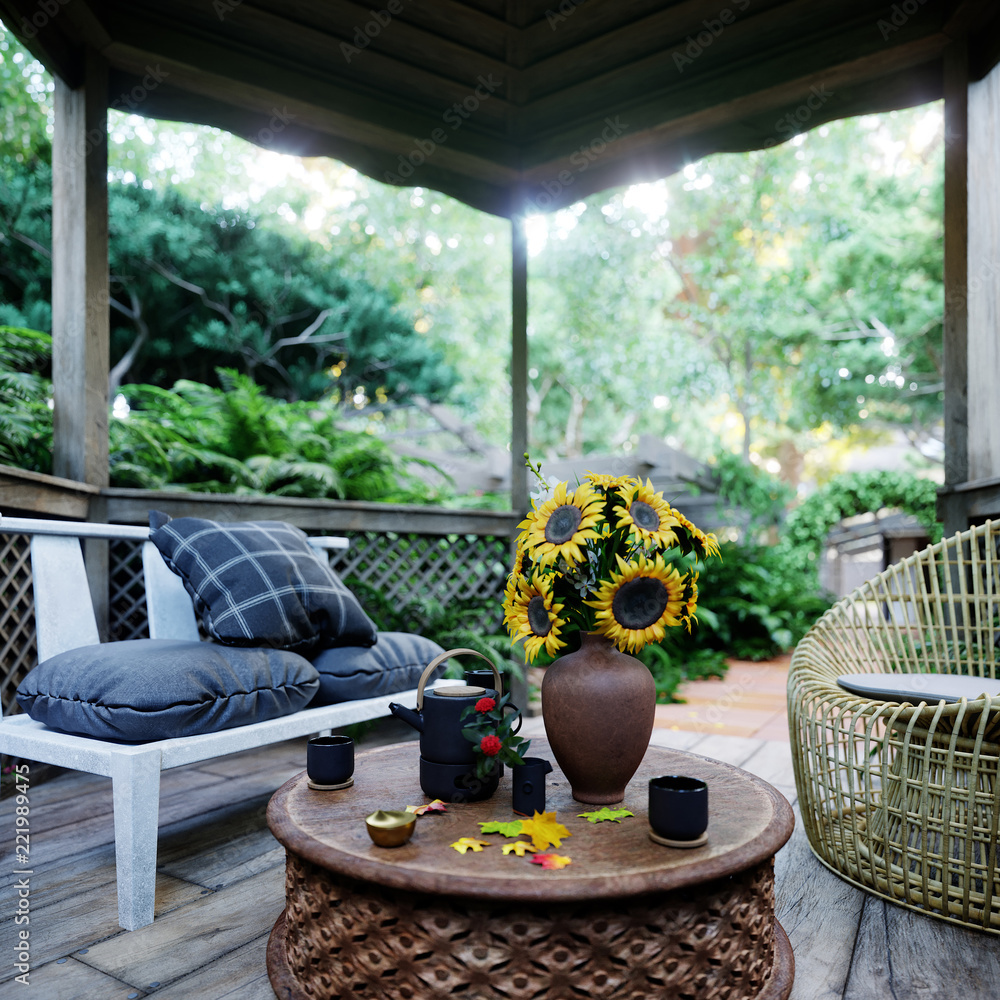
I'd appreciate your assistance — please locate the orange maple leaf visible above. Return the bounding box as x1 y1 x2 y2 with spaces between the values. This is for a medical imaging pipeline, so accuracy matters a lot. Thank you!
519 811 571 851
531 853 572 870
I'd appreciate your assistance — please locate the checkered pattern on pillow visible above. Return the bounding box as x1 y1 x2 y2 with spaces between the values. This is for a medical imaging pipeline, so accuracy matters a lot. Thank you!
149 513 377 653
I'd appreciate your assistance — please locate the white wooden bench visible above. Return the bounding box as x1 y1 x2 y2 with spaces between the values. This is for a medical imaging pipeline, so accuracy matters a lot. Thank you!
0 515 434 930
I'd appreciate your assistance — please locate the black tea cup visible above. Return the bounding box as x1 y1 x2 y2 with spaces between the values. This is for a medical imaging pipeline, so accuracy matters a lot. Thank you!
307 735 354 787
648 775 708 843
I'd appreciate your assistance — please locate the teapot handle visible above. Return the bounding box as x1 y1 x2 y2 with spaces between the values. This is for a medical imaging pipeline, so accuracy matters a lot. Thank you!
416 648 502 711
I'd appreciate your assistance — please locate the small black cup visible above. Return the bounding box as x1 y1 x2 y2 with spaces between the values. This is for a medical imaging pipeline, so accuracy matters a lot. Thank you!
512 757 553 816
648 775 708 842
307 735 354 786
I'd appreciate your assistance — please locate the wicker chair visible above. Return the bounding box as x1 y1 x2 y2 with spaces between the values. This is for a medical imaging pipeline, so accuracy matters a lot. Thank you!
788 519 1000 933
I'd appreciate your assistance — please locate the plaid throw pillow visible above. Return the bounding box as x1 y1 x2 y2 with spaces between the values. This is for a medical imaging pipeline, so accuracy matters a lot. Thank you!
149 513 377 653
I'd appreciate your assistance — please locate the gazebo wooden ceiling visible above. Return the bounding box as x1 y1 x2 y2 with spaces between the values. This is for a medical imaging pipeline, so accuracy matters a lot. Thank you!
4 0 1000 532
4 0 1000 217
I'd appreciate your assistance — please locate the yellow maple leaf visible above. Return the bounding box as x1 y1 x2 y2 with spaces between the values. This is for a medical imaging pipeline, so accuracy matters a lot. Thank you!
501 840 537 857
450 837 491 854
531 853 572 870
519 810 571 851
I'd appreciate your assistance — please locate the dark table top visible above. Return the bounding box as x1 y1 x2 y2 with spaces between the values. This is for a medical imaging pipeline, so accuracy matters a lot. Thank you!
267 738 794 903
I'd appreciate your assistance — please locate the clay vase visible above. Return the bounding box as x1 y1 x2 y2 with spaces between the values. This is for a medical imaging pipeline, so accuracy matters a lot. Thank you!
541 632 656 805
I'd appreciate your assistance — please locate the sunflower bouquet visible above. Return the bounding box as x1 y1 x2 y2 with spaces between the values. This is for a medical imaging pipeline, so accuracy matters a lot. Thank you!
503 462 720 662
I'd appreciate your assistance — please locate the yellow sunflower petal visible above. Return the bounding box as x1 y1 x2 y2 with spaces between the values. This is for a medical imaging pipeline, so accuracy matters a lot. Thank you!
585 554 687 654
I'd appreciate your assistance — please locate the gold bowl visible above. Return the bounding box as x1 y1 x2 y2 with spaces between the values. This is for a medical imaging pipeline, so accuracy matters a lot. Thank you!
365 809 416 848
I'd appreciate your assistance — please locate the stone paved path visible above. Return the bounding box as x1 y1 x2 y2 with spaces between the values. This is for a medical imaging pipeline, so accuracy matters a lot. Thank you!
651 653 792 742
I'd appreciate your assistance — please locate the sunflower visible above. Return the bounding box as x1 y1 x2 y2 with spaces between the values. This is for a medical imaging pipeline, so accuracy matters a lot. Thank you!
586 554 686 654
505 574 567 661
614 478 680 548
523 481 603 566
681 572 699 633
671 507 721 559
584 471 637 492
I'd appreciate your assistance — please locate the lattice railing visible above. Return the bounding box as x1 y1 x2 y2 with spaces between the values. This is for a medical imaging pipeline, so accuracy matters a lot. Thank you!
0 534 36 718
1 526 512 717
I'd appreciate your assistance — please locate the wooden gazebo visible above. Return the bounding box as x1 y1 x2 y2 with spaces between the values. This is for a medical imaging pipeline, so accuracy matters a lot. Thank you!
2 0 999 529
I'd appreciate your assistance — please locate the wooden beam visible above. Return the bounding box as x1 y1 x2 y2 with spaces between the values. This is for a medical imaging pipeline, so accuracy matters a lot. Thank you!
51 47 109 489
510 213 529 516
943 39 969 507
965 52 1000 487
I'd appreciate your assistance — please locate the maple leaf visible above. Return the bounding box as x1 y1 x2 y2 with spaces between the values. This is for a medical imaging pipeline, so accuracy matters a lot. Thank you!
450 837 492 854
406 800 448 816
519 811 571 851
531 853 572 870
478 820 524 837
501 840 537 857
578 807 634 824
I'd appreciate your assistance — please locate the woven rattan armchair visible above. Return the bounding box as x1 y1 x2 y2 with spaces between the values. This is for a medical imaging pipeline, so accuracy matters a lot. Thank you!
788 519 1000 933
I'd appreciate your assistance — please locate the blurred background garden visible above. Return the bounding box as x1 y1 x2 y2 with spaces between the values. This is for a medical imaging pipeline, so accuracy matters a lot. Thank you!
0 20 946 700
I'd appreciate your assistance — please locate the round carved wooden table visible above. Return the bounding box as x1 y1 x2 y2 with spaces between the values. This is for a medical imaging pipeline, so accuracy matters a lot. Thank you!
266 739 794 1000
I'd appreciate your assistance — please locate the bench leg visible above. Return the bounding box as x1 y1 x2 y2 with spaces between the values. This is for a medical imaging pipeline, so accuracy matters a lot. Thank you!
111 752 162 930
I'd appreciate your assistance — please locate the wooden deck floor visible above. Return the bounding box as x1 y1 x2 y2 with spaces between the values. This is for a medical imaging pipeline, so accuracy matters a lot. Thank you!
4 717 1000 1000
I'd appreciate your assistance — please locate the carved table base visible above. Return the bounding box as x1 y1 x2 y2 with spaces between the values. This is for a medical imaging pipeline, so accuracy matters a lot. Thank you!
267 852 793 1000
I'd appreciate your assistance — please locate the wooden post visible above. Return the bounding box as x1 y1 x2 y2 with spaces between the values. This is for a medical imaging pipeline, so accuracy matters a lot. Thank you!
52 49 110 635
940 40 969 537
511 213 529 516
52 49 110 489
966 56 1000 490
508 212 530 713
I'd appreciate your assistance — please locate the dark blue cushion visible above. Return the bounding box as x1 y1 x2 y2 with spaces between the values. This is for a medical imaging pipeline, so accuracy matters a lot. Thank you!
16 639 320 741
149 512 377 654
309 632 446 705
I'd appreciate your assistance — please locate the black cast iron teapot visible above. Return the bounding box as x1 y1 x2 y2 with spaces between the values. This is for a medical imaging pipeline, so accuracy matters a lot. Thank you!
389 649 516 765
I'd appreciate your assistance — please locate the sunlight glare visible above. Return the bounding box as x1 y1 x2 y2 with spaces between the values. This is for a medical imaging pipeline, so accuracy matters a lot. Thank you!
623 181 669 221
524 214 549 257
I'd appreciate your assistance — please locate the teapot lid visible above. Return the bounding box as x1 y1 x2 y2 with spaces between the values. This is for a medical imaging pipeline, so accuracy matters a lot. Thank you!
431 685 486 698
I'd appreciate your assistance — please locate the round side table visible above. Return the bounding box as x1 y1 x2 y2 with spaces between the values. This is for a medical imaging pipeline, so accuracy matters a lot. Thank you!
267 739 794 1000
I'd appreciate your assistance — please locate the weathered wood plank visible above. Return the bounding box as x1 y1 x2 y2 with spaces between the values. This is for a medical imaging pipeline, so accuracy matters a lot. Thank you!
0 870 204 972
511 215 529 513
103 487 520 536
942 38 969 509
2 955 145 998
20 766 222 840
775 806 864 1000
142 934 274 1000
155 793 284 889
76 866 285 988
51 48 109 489
14 768 295 868
842 894 1000 1000
966 54 1000 484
